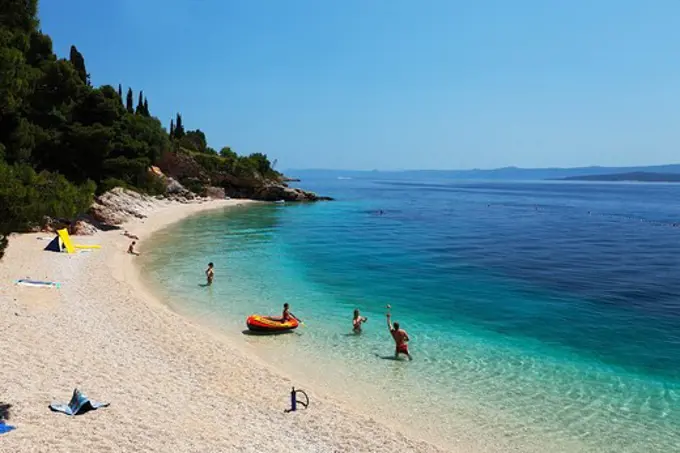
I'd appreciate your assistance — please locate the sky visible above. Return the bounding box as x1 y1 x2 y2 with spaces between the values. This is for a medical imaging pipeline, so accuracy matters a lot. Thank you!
38 0 680 171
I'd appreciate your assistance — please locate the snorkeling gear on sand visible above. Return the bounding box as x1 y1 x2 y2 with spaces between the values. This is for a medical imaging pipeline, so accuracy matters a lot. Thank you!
284 387 309 413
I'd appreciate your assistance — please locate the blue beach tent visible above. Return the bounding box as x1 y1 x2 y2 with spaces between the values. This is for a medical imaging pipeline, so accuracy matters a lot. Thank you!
44 235 63 252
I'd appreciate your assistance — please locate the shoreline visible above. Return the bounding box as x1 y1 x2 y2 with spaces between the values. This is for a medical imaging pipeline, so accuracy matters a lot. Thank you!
0 198 446 453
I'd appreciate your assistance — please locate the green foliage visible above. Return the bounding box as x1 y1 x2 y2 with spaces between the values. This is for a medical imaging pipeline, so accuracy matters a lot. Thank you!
68 45 88 85
126 87 133 113
0 160 94 233
136 90 143 115
180 129 207 153
174 113 185 139
219 146 236 159
98 177 128 194
0 0 282 259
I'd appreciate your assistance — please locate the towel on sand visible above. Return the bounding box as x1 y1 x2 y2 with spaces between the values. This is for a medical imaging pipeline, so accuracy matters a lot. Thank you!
15 279 60 288
49 389 109 416
0 422 16 434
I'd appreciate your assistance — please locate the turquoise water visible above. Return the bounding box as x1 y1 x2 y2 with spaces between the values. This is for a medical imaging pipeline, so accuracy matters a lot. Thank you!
142 178 680 452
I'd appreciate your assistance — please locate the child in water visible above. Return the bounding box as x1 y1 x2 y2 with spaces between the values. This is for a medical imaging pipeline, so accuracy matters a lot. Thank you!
352 309 368 333
282 303 291 322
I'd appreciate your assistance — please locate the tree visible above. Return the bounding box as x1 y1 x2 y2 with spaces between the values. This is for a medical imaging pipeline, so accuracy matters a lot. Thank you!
69 45 89 85
126 88 134 113
181 129 207 153
219 146 237 160
174 113 185 139
135 90 143 115
26 31 55 67
0 0 285 260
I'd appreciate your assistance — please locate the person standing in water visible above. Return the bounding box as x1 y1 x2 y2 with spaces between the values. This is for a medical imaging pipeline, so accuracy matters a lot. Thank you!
205 262 214 286
352 309 368 334
386 305 412 360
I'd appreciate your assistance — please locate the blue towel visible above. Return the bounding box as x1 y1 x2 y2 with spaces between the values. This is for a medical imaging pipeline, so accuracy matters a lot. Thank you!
0 422 15 434
49 389 109 416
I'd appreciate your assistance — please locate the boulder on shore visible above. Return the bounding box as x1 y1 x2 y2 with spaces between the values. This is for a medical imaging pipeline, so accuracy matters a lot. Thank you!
205 186 226 199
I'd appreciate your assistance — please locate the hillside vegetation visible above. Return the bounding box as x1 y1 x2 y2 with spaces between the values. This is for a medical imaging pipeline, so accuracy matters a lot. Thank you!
0 0 320 256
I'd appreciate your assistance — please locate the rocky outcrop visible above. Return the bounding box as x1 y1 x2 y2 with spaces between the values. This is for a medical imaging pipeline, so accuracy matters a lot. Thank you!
71 217 99 235
89 188 169 226
165 177 196 201
32 216 70 233
205 186 226 199
251 184 333 202
157 150 210 184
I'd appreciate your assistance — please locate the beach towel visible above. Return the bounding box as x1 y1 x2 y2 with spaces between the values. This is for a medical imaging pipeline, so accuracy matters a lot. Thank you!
49 389 109 416
15 279 61 288
0 422 15 435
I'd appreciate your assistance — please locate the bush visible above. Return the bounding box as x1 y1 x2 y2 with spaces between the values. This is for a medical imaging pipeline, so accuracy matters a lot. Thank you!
98 177 128 194
0 160 95 234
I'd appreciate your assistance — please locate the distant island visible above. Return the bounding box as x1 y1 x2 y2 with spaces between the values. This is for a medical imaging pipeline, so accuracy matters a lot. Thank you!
554 172 680 183
286 164 680 181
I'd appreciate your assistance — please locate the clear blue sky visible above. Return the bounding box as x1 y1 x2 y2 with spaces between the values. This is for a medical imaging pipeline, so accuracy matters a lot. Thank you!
39 0 680 171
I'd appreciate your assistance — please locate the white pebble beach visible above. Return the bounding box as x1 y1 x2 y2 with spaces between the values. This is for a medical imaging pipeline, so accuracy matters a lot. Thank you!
0 199 449 453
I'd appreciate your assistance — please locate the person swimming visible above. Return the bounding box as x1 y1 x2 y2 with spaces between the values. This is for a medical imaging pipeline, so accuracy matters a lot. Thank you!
386 306 412 360
352 309 368 333
205 262 214 286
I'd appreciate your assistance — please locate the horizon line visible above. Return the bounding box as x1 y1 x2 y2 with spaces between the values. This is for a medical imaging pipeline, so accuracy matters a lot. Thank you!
284 163 680 173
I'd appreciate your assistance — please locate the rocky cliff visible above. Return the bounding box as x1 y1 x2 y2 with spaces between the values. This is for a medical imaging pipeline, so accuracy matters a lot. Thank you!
156 150 332 202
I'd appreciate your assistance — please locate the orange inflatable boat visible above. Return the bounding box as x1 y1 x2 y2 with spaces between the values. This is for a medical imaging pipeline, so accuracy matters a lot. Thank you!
246 314 299 333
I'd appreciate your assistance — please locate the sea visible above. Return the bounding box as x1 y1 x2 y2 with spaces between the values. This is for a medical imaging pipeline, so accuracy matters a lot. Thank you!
140 176 680 452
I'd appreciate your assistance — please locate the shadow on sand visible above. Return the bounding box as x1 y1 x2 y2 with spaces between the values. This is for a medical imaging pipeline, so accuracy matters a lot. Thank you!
0 403 11 422
373 353 409 361
241 329 297 337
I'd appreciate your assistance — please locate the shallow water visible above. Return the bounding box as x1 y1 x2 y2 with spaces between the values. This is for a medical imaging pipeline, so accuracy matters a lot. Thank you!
141 178 680 452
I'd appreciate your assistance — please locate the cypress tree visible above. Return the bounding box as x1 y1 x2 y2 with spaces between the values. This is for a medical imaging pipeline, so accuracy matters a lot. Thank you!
117 84 122 101
126 88 134 113
174 113 185 139
69 45 89 85
143 97 149 116
170 119 175 139
136 91 144 115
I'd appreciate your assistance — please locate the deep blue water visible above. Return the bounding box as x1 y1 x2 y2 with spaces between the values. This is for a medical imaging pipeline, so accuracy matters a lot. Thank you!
142 178 680 452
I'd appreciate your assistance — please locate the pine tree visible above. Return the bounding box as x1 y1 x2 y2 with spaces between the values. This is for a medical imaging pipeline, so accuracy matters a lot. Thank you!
69 45 89 85
136 91 144 115
174 113 185 139
126 88 134 113
117 84 122 100
143 97 149 116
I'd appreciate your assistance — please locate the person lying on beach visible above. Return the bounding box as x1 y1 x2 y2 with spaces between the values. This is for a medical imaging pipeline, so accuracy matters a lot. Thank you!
127 241 139 256
123 230 139 240
386 308 412 360
352 309 368 333
205 262 214 285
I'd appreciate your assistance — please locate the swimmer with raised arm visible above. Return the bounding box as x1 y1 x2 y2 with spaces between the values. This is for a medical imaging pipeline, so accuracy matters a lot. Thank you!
386 305 412 360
